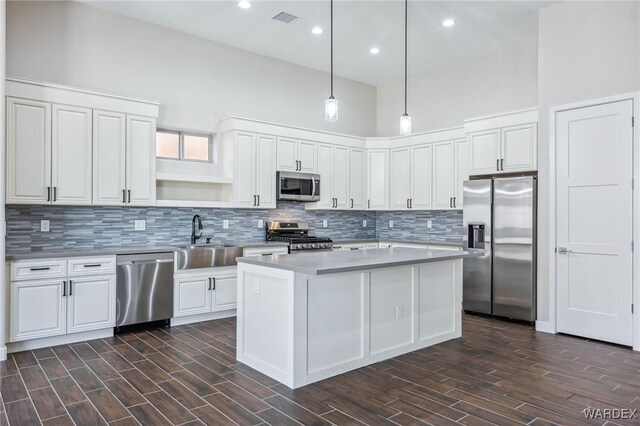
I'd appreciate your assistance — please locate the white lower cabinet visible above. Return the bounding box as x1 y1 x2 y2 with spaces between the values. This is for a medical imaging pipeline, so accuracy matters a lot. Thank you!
11 279 66 342
10 256 117 343
67 276 116 333
174 269 237 318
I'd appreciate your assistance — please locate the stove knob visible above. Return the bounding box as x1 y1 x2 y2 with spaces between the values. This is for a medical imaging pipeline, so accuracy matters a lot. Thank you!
294 244 302 250
303 243 311 249
312 243 319 249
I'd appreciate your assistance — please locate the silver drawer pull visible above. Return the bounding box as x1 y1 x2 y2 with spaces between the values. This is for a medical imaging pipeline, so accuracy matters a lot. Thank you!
29 267 50 271
83 264 102 268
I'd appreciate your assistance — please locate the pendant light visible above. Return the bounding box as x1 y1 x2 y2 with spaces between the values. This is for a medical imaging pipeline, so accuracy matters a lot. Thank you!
325 0 338 122
399 0 411 135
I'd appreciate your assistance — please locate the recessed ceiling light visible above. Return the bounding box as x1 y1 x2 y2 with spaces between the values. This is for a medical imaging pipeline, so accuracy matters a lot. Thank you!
369 47 381 55
238 1 251 9
442 19 455 27
312 27 324 35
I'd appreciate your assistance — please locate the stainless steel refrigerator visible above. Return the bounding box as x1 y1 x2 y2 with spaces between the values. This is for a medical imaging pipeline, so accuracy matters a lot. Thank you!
462 176 537 322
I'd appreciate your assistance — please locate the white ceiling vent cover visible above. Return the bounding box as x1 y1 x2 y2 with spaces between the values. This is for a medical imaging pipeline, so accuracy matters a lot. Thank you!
271 11 299 24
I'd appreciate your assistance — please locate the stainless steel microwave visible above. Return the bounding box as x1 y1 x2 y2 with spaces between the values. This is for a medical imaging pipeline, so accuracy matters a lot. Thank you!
277 172 320 202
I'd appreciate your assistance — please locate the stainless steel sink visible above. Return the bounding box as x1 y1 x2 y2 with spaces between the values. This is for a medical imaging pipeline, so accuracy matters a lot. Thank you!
175 245 244 270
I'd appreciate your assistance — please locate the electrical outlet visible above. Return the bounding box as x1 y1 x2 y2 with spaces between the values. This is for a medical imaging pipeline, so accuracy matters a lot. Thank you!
253 282 260 294
389 220 394 228
40 220 50 232
323 219 328 228
362 220 367 227
223 220 229 229
134 220 146 231
427 220 432 229
258 219 264 228
395 304 404 320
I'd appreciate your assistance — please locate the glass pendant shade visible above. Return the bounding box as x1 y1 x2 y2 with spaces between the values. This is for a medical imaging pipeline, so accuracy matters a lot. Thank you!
325 96 338 122
400 113 412 136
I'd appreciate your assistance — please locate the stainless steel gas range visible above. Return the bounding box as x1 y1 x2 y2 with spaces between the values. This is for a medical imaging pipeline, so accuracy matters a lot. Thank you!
266 221 333 252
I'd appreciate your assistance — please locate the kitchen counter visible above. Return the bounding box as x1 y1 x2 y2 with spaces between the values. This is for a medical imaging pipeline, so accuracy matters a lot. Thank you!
237 246 476 388
237 247 479 275
332 238 463 247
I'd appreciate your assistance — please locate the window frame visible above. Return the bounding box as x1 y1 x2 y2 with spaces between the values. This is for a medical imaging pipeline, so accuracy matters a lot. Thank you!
156 128 213 163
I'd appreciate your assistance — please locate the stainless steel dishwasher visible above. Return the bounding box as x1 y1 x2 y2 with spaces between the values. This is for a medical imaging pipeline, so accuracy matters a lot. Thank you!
116 252 174 329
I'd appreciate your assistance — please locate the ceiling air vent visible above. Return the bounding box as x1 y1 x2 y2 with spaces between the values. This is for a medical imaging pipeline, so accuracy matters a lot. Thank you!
271 11 299 24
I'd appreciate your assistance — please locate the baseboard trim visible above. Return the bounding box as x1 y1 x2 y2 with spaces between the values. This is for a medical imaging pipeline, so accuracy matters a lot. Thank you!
535 320 556 334
171 310 236 326
7 328 113 353
0 345 7 361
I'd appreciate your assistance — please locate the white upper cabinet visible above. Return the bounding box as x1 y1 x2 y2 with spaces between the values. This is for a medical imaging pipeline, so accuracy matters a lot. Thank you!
466 109 538 176
51 105 93 205
93 110 127 205
367 149 389 210
6 98 51 204
316 143 334 209
390 147 411 210
433 141 455 210
349 148 366 210
310 144 354 210
469 130 500 175
126 115 156 206
233 131 276 209
410 144 432 210
454 139 469 209
6 79 159 206
501 124 537 172
333 146 349 209
276 137 317 173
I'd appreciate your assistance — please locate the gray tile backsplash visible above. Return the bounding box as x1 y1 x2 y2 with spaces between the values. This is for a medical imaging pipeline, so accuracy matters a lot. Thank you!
5 203 462 254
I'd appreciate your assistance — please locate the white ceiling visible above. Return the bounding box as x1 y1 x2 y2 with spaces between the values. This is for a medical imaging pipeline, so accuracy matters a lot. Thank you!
84 0 551 86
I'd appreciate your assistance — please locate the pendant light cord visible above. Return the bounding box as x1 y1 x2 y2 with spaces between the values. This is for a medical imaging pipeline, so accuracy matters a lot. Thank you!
330 0 334 98
404 0 407 115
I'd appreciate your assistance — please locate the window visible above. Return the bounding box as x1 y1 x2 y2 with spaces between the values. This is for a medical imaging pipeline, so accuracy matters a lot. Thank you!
156 129 212 162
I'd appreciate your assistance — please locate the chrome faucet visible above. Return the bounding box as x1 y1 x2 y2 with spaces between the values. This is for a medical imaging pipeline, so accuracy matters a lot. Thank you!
191 214 203 244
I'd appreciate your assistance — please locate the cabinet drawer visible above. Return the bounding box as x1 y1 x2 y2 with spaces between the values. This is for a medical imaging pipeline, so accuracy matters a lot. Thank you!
67 257 116 276
243 246 289 257
11 259 67 281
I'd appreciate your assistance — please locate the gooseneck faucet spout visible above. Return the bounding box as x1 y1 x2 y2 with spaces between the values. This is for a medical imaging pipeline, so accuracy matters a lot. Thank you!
191 214 203 244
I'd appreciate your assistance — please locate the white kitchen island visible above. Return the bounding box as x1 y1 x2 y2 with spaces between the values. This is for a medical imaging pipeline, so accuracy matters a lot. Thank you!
236 247 480 388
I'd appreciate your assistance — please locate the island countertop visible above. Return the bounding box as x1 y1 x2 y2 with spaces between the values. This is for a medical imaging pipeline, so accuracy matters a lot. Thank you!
237 247 481 275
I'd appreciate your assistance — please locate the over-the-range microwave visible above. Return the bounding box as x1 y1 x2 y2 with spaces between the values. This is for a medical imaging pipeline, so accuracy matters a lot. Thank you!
277 171 320 202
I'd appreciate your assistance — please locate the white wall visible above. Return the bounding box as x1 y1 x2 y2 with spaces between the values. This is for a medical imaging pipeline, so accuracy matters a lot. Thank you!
375 46 538 137
6 1 377 137
537 1 640 325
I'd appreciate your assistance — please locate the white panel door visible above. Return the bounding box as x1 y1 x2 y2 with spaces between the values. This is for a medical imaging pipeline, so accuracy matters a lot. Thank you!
297 140 317 173
333 146 350 209
6 98 51 204
454 139 469 209
432 141 454 210
52 104 92 205
212 276 238 311
93 110 127 205
67 275 115 333
10 280 66 342
316 144 333 209
556 100 633 346
469 130 500 175
390 148 410 210
349 148 366 210
234 132 257 208
126 115 156 206
174 276 212 317
276 137 297 172
501 123 537 172
410 145 432 210
255 134 277 209
367 149 389 210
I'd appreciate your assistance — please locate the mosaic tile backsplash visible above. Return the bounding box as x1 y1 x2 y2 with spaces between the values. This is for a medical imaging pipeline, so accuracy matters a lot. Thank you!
5 202 462 254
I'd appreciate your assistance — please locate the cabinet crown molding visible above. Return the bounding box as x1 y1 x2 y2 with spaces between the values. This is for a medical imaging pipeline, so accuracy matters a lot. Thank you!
464 107 538 134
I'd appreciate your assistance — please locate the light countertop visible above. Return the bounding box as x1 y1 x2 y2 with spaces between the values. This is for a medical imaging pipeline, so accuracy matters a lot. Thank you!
333 239 462 247
237 247 481 275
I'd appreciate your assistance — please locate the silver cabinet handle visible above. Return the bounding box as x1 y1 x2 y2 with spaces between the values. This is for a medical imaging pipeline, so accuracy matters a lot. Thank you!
62 281 66 297
351 199 354 209
83 264 101 268
127 189 131 203
368 199 370 209
122 189 126 203
453 197 456 208
208 278 212 290
69 280 73 296
30 267 50 271
257 195 260 206
47 186 51 202
212 277 216 291
450 197 452 208
501 159 504 171
407 199 410 209
53 187 57 202
497 159 500 171
253 195 256 206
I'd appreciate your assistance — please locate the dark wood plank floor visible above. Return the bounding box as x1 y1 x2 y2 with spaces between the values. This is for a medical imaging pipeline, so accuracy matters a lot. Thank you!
1 314 639 425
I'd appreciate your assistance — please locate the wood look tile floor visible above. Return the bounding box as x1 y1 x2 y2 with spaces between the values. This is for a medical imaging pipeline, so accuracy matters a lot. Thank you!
1 314 640 425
